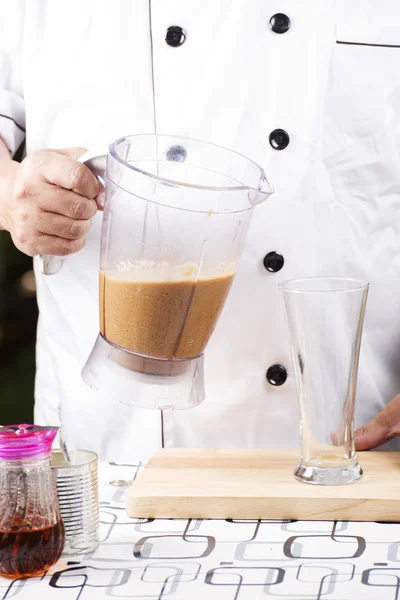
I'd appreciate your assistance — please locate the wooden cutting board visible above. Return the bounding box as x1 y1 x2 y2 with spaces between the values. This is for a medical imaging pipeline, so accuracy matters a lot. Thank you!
125 448 400 521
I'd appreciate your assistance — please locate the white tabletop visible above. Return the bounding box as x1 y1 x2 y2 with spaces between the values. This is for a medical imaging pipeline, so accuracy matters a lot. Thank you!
1 461 399 599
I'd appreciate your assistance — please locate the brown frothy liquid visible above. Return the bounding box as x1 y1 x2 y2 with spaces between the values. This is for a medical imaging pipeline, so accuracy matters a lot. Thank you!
99 269 234 370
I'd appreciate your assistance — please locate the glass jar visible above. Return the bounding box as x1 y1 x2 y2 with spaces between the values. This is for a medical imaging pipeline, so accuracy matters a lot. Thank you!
0 424 65 577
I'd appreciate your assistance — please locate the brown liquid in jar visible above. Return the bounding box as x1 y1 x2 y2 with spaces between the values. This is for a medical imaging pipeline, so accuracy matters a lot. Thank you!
0 520 65 577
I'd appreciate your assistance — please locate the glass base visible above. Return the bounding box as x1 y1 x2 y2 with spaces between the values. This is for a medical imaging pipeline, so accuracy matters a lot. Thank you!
294 460 363 485
81 333 205 411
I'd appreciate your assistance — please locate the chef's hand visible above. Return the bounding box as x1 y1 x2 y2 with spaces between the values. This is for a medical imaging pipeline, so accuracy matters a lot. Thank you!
0 148 100 257
355 394 400 450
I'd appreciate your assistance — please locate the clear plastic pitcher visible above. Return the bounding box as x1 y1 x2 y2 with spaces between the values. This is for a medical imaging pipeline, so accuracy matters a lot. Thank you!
42 135 273 410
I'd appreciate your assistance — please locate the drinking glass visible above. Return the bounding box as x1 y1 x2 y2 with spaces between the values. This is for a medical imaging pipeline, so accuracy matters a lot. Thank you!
279 277 369 485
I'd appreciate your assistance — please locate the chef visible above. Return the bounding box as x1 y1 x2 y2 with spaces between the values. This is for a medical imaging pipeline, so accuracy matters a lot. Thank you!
0 0 399 461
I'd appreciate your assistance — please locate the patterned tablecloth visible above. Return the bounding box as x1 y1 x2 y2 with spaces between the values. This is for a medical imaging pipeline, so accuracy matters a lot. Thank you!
1 461 400 599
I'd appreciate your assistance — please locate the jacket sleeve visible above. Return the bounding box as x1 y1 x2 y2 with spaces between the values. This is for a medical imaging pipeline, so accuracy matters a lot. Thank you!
0 1 25 156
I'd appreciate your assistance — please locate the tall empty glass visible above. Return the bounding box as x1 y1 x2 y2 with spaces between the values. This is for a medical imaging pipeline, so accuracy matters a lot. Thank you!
280 278 369 485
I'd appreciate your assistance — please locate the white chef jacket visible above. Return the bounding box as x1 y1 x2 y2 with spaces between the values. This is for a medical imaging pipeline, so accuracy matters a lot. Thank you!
1 0 400 461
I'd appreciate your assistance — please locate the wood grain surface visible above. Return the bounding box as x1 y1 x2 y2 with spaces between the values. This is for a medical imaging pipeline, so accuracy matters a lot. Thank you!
125 449 400 521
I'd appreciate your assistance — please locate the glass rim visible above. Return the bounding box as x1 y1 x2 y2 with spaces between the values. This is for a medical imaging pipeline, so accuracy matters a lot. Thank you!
109 133 274 196
278 277 370 294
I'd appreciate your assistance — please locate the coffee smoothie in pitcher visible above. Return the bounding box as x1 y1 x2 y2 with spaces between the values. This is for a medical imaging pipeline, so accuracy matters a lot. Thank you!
99 263 234 366
75 135 272 408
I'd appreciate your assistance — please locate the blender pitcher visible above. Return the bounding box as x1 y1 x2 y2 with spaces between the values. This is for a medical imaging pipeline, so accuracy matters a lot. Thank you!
41 134 273 410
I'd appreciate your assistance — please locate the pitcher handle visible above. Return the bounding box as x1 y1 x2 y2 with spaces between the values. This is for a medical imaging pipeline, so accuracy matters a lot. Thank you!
39 150 107 275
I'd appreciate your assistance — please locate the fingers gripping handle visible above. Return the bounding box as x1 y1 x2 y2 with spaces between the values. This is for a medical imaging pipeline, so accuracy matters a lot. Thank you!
38 151 107 275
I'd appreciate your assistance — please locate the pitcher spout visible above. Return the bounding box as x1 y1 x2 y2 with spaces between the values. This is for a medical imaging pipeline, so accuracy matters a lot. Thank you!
248 171 274 206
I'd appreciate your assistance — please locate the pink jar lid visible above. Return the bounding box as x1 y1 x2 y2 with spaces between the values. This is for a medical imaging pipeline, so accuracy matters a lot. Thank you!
0 424 59 460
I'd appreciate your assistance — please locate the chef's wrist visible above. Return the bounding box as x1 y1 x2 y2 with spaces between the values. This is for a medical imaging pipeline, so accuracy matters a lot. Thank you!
0 159 20 232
